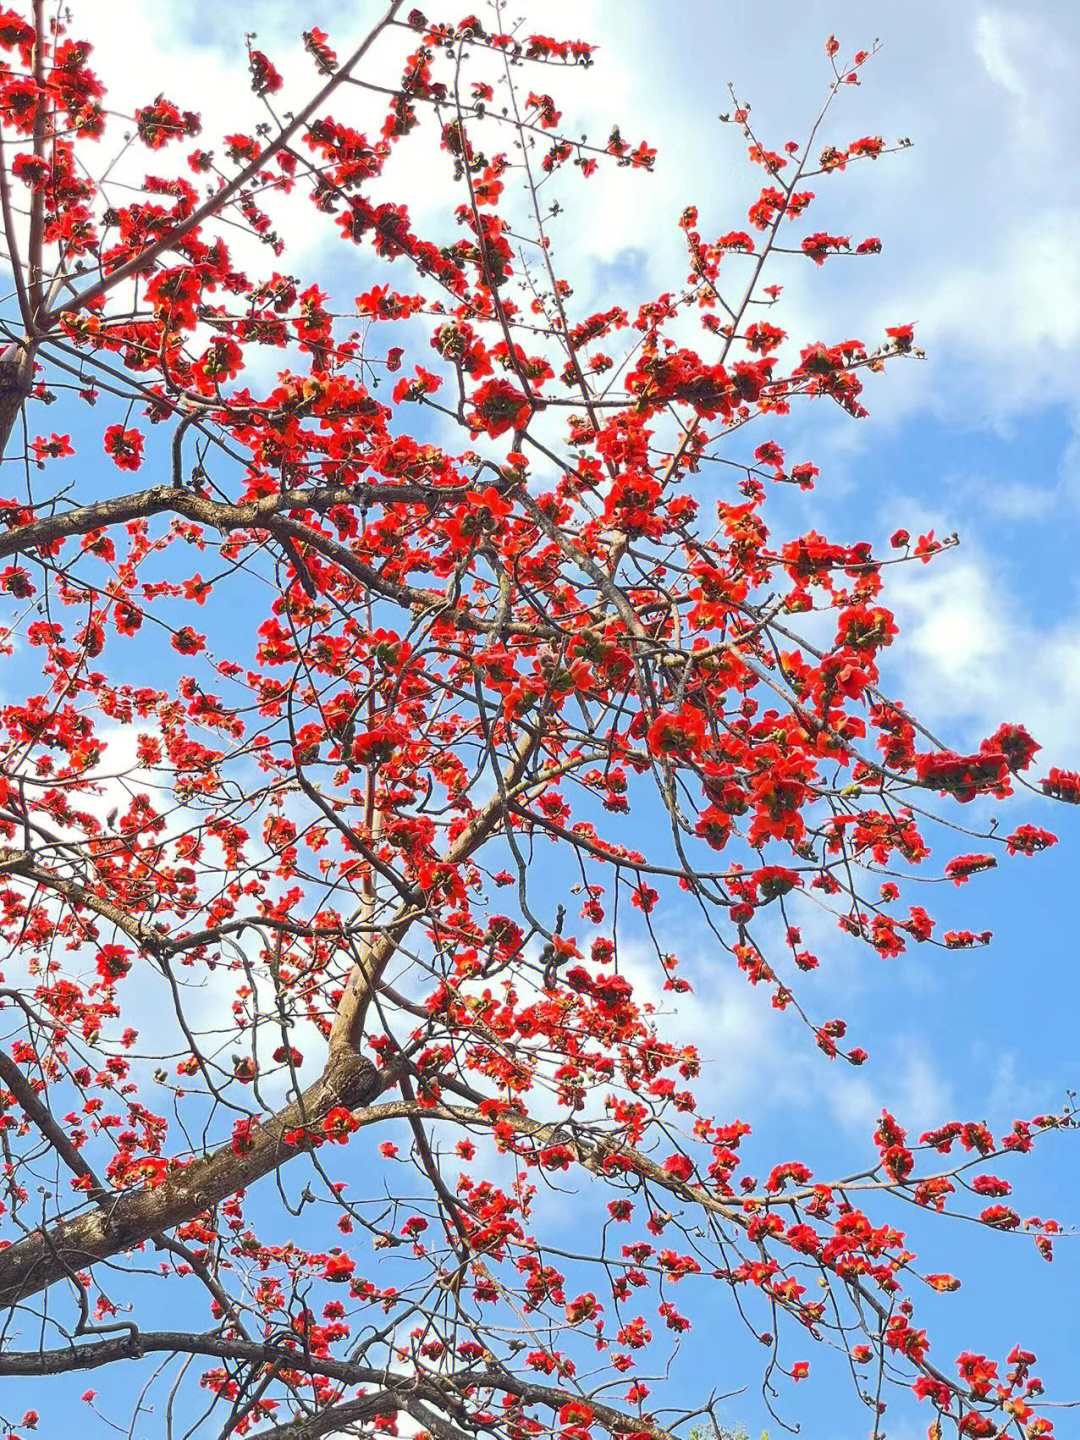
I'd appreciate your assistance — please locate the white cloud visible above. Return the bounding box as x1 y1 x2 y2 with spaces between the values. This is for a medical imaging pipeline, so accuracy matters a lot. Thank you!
981 1050 1045 1121
973 10 1028 96
887 541 1080 762
827 1043 953 1134
617 929 953 1142
42 0 1079 460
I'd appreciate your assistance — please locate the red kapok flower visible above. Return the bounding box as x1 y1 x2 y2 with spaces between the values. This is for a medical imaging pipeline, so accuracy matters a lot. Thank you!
103 424 144 471
323 1106 360 1143
466 379 533 438
323 1252 356 1281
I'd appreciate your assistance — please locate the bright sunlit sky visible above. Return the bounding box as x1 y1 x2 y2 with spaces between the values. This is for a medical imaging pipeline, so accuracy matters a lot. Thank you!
7 1 1080 1437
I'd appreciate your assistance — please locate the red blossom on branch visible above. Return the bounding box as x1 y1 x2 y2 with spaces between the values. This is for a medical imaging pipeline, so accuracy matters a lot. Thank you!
0 12 1069 1440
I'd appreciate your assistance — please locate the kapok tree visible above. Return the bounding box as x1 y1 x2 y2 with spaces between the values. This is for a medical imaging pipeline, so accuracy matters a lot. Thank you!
0 4 1072 1438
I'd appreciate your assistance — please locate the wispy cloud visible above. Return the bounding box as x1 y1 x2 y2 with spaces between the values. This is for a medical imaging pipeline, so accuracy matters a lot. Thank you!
973 10 1029 97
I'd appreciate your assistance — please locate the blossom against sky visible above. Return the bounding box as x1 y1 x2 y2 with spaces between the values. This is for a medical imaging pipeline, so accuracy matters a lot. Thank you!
4 3 1079 1436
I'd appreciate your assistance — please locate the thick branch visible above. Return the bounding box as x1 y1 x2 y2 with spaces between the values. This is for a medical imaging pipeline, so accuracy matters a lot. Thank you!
0 1050 108 1204
0 729 538 1303
0 1332 678 1440
254 1394 399 1440
0 1047 377 1310
329 726 540 1053
0 351 32 460
0 477 504 564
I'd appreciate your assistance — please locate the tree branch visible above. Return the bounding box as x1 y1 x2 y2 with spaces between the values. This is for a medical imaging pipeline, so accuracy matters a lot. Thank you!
0 1047 378 1310
40 0 406 327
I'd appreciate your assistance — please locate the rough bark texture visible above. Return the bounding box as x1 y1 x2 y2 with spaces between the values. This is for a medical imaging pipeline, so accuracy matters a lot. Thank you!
0 1049 377 1308
0 353 31 459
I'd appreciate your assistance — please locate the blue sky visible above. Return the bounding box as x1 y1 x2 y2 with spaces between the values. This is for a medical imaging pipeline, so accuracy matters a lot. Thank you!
3 2 1080 1437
